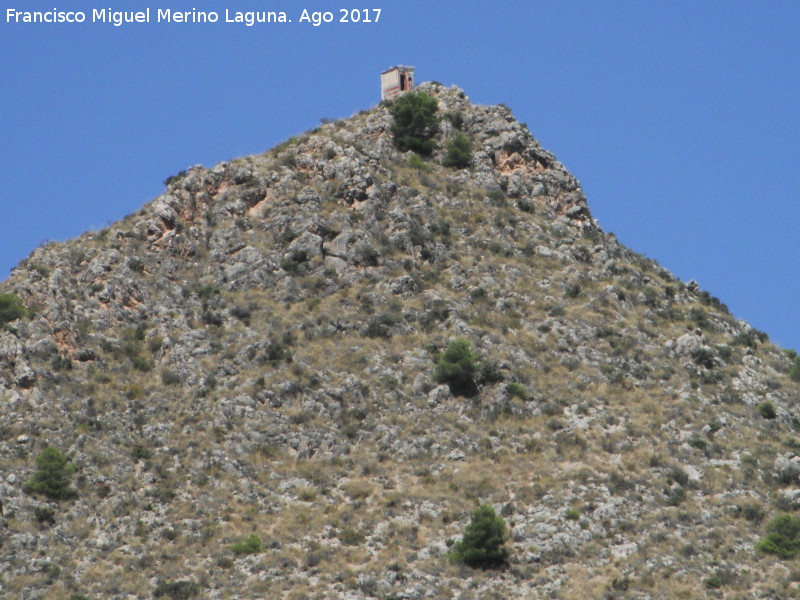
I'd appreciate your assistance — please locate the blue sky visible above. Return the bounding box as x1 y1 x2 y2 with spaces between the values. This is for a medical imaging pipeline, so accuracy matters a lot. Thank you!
2 1 799 349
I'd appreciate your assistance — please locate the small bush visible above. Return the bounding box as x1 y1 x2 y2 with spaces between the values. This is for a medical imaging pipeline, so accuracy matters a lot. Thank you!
668 465 689 486
407 153 429 171
33 505 56 525
505 382 528 400
161 369 181 385
444 110 464 129
390 91 439 155
442 132 472 169
51 355 73 372
665 486 686 506
232 533 263 556
153 580 201 599
755 514 800 558
611 577 630 591
785 350 800 381
353 242 380 266
131 354 152 372
23 447 76 501
195 284 220 300
263 339 292 364
739 502 765 524
363 313 399 339
758 401 777 420
694 347 716 369
163 170 187 187
338 527 366 546
688 436 708 451
0 293 25 326
230 304 252 324
733 329 767 348
131 444 152 461
147 335 164 353
476 361 503 385
448 505 509 569
434 339 478 397
281 250 308 273
789 360 800 382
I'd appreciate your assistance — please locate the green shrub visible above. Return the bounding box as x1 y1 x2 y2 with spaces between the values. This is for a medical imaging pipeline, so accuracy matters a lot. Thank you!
23 447 76 501
739 502 765 524
688 436 708 451
147 335 164 353
195 284 220 300
163 170 187 187
665 486 686 506
407 153 429 171
476 361 503 385
444 110 464 129
668 465 689 486
131 444 152 461
434 339 478 397
0 293 25 326
161 369 181 385
153 580 200 599
733 329 767 348
505 382 528 400
787 352 800 382
448 505 509 569
611 577 630 591
693 347 716 369
281 250 308 273
442 132 472 169
263 338 293 364
758 401 777 419
338 527 366 546
33 505 56 525
755 514 800 558
353 243 379 266
363 313 399 339
131 354 152 372
390 91 439 155
232 533 263 556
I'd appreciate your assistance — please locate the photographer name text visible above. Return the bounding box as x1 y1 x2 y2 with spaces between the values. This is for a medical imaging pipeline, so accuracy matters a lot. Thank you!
5 7 382 27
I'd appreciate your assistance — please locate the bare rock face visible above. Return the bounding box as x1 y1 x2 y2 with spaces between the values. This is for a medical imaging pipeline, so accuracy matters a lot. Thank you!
0 83 798 599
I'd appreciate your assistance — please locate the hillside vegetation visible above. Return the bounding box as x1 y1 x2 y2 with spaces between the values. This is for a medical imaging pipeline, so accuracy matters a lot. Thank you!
1 83 800 599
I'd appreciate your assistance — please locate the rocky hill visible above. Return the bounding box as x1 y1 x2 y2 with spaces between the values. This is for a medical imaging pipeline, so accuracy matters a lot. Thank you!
2 83 800 600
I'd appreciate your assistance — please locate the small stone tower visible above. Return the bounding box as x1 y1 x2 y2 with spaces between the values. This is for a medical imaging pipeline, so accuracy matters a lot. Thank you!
380 66 415 101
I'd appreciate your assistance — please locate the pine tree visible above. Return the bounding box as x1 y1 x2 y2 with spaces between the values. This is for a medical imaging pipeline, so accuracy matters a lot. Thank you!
390 91 439 155
24 447 77 500
448 505 509 569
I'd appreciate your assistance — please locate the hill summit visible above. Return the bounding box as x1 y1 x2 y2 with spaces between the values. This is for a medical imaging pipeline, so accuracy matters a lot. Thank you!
2 83 800 599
